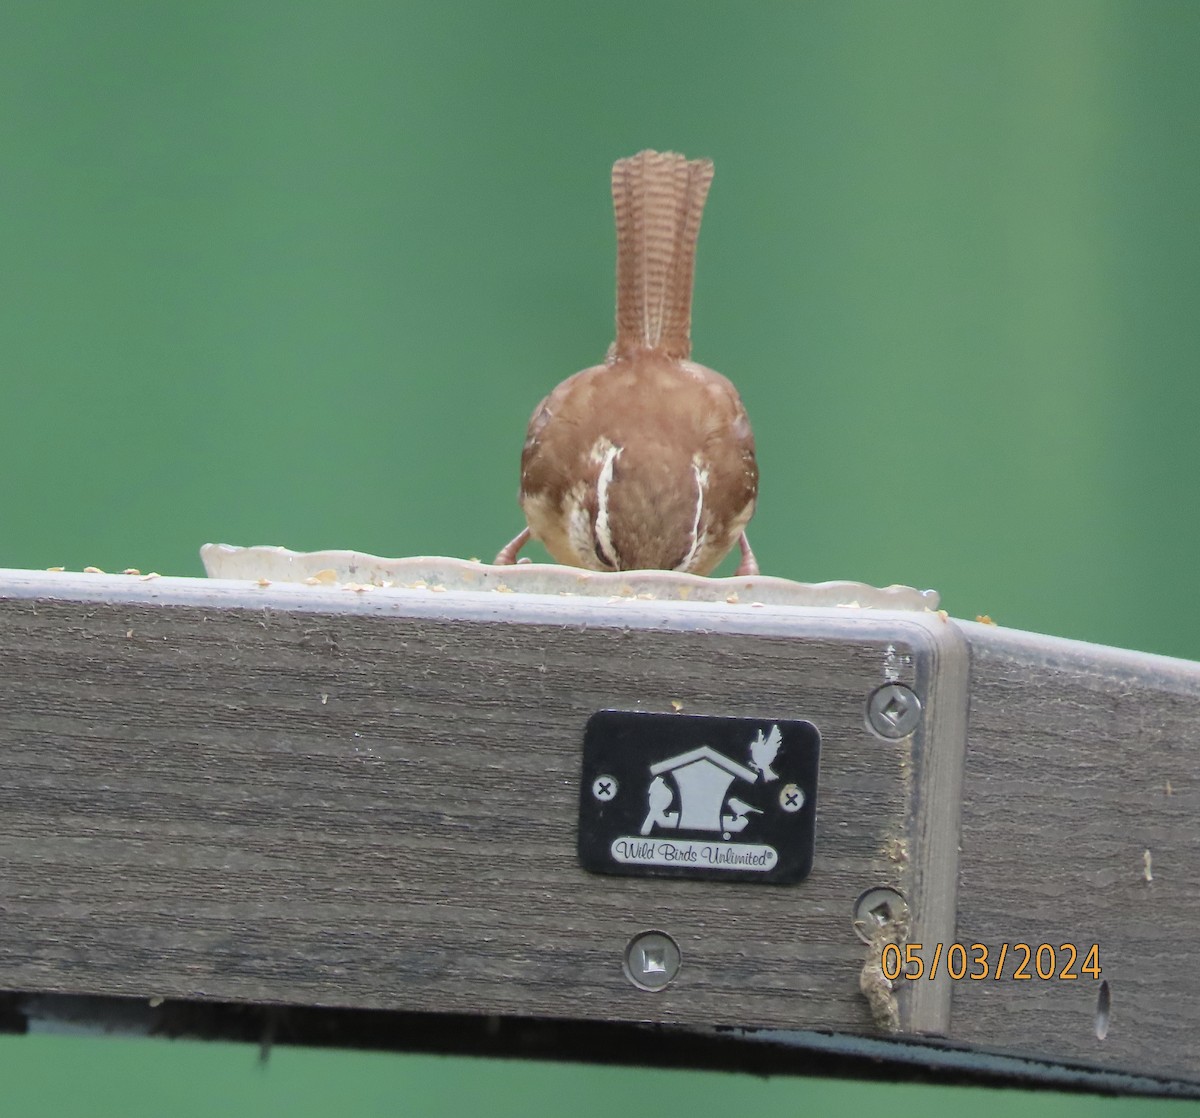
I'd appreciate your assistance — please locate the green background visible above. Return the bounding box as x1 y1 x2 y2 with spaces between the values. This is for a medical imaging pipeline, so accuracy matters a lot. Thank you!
2 1 1198 1114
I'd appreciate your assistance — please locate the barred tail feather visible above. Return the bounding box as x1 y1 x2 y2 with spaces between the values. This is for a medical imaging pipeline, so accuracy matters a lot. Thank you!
611 150 714 359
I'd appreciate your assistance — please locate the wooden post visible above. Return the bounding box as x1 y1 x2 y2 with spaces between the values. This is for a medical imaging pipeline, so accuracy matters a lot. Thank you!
0 568 1195 1093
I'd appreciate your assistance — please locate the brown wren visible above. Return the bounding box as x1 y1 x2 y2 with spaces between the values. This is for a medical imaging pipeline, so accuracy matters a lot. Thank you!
495 149 759 576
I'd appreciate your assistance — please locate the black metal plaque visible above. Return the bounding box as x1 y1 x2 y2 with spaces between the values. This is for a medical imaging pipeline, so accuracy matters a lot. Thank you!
578 710 820 885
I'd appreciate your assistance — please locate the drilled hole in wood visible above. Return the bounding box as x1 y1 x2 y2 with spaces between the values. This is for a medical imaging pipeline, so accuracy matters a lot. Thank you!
1094 980 1111 1040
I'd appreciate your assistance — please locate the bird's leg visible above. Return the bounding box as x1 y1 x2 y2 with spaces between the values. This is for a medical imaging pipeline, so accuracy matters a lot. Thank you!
494 527 531 566
734 532 759 577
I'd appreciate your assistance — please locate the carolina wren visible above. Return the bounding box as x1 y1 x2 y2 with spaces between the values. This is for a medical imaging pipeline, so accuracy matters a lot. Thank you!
495 149 759 576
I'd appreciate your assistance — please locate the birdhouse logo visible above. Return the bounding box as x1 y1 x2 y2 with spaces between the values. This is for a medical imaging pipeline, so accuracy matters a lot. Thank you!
640 729 781 838
579 712 819 885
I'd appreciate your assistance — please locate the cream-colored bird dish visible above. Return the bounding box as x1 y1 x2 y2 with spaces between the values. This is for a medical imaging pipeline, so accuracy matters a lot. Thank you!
202 152 943 613
200 544 938 611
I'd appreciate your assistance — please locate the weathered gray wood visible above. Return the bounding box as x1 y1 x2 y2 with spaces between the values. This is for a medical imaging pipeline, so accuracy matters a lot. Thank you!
1 568 1196 1087
0 570 963 1037
949 622 1200 1081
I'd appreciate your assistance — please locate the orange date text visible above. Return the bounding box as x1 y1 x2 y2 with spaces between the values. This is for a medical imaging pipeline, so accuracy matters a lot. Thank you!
879 942 1102 981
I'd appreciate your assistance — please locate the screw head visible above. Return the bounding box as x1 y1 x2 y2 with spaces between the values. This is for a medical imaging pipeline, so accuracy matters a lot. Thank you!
779 783 805 813
623 931 681 991
591 774 618 801
867 683 923 739
853 887 909 943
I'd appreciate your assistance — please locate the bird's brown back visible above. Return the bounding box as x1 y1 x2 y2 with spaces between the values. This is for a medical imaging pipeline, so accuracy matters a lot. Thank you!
520 352 757 572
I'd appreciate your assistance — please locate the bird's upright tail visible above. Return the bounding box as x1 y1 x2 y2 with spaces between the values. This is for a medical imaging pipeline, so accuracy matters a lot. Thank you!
611 149 714 360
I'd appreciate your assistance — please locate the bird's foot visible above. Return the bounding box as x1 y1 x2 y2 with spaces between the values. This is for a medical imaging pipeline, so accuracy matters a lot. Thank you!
494 527 531 566
734 532 759 577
